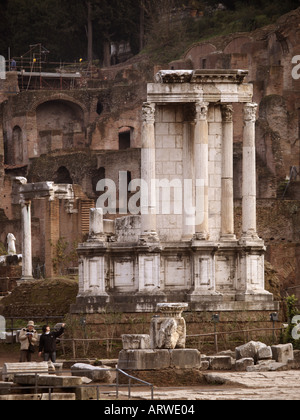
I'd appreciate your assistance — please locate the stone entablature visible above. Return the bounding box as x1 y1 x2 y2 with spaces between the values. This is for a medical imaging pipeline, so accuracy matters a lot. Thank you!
148 69 252 104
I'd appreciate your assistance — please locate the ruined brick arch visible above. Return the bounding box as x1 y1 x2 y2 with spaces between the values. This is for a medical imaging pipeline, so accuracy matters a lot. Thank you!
183 43 216 69
31 94 88 117
223 36 252 54
35 98 86 153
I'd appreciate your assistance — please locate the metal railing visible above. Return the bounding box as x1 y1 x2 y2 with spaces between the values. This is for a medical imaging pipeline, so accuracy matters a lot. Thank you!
186 325 285 353
1 368 154 401
3 316 65 344
2 316 286 349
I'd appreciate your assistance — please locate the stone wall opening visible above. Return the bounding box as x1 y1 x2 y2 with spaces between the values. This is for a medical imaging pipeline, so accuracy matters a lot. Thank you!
92 167 106 195
4 126 23 166
54 166 73 184
118 127 132 150
96 100 103 116
12 126 23 165
36 100 85 153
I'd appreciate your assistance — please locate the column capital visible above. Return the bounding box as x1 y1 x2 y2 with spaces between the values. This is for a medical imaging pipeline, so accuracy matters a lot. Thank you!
244 102 258 123
195 101 209 122
142 102 156 123
19 197 31 207
221 104 234 122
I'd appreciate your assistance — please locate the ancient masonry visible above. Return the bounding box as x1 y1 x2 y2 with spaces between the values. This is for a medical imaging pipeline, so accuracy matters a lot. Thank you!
71 70 279 314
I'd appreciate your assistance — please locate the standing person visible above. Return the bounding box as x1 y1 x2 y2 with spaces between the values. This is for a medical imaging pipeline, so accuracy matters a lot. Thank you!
10 59 17 71
19 321 39 362
38 323 65 363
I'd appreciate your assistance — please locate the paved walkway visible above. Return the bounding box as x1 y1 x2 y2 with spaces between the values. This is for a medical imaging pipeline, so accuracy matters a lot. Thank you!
110 371 300 400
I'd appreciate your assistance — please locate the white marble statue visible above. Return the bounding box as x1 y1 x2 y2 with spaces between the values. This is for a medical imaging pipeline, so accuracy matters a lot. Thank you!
7 233 17 255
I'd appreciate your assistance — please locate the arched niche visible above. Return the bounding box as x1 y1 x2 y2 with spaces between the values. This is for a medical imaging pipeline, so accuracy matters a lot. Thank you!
36 100 85 153
54 166 73 184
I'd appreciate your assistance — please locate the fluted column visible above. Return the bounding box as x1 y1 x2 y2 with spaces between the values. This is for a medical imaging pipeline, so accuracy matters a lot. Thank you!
140 102 159 243
193 101 209 241
221 104 236 241
241 102 259 242
20 199 33 281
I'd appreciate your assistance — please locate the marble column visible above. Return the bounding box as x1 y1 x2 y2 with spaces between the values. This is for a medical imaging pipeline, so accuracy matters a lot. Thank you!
20 200 33 281
182 104 195 240
193 101 209 240
44 198 60 279
241 102 259 242
221 104 236 240
88 208 105 242
140 102 159 243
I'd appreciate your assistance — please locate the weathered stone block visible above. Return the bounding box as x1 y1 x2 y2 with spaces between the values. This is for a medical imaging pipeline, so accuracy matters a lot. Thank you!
170 349 201 369
235 358 254 371
71 363 116 383
2 362 49 382
288 350 300 369
257 345 272 360
0 393 76 401
14 374 82 388
271 344 294 364
118 349 171 370
150 303 188 350
122 334 151 350
38 375 83 388
0 382 13 396
75 386 98 401
41 393 76 401
207 356 233 371
247 360 289 372
235 341 266 361
200 361 210 371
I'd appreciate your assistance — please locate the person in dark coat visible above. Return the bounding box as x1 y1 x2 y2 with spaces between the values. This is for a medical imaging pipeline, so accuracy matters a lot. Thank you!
38 323 65 363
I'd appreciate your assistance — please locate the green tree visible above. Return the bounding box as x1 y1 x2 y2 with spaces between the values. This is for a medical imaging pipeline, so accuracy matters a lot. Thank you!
2 0 86 61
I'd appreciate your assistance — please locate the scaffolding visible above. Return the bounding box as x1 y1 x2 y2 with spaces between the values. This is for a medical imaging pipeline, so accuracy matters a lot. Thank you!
8 44 86 91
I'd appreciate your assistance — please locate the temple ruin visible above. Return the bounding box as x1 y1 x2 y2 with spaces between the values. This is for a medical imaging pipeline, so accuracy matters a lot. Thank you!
71 69 278 314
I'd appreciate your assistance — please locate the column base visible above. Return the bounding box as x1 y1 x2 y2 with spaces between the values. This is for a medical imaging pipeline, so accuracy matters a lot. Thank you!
193 232 209 241
19 276 34 283
239 233 264 247
139 231 160 246
220 233 237 242
236 290 274 303
87 234 107 243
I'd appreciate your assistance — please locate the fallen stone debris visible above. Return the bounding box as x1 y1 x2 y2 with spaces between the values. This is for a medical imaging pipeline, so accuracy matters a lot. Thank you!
201 342 299 372
0 361 117 401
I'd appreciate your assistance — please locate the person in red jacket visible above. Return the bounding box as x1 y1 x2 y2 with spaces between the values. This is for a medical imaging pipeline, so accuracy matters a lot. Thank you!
38 323 65 363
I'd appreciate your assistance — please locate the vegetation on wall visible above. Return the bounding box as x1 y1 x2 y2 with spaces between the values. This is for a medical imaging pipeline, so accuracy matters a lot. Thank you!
0 242 7 256
51 237 79 276
282 295 300 350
